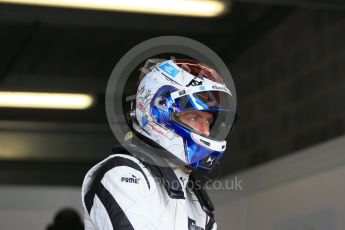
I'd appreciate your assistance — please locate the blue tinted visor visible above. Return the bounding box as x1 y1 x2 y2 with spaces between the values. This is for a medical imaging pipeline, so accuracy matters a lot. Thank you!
173 91 234 112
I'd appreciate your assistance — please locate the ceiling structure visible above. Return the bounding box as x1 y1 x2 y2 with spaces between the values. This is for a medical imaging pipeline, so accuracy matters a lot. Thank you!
0 0 342 185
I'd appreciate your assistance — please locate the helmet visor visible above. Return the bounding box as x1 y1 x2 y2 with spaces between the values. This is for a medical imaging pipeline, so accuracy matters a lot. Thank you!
173 91 235 112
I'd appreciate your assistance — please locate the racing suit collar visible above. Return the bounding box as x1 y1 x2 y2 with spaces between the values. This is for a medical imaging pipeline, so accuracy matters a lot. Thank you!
172 166 190 190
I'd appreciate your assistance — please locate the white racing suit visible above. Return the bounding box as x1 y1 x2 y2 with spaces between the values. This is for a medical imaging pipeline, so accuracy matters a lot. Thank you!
81 148 217 230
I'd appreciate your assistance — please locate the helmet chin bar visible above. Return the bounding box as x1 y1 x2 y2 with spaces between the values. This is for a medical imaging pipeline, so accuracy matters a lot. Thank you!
185 140 224 172
190 132 226 152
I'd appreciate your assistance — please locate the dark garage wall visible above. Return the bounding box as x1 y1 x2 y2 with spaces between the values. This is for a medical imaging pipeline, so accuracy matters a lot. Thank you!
225 8 345 174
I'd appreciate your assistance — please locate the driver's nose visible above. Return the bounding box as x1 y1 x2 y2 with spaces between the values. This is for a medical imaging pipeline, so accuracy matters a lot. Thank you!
196 121 210 137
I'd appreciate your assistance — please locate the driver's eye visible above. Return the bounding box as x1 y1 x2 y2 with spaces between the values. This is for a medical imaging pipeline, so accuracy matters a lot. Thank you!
206 120 213 126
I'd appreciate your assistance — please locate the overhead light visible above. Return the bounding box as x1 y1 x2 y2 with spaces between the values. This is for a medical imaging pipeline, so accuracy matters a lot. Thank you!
0 0 229 17
0 91 94 110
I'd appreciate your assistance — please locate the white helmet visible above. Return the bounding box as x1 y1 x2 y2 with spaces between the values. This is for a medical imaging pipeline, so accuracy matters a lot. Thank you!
130 59 236 172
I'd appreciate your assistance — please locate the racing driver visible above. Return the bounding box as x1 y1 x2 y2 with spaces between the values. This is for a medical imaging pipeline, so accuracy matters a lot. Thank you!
82 59 236 230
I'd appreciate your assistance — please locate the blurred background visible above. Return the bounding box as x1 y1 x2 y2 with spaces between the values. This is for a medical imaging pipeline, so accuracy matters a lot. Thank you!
0 0 344 229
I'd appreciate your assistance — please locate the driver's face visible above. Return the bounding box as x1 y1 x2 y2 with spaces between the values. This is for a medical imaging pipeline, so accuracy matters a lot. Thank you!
178 110 213 137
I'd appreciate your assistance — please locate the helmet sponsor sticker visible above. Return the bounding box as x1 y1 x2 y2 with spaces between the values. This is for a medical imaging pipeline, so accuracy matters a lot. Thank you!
159 62 180 78
186 78 203 87
212 85 231 95
137 102 146 112
178 90 186 96
199 85 206 91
